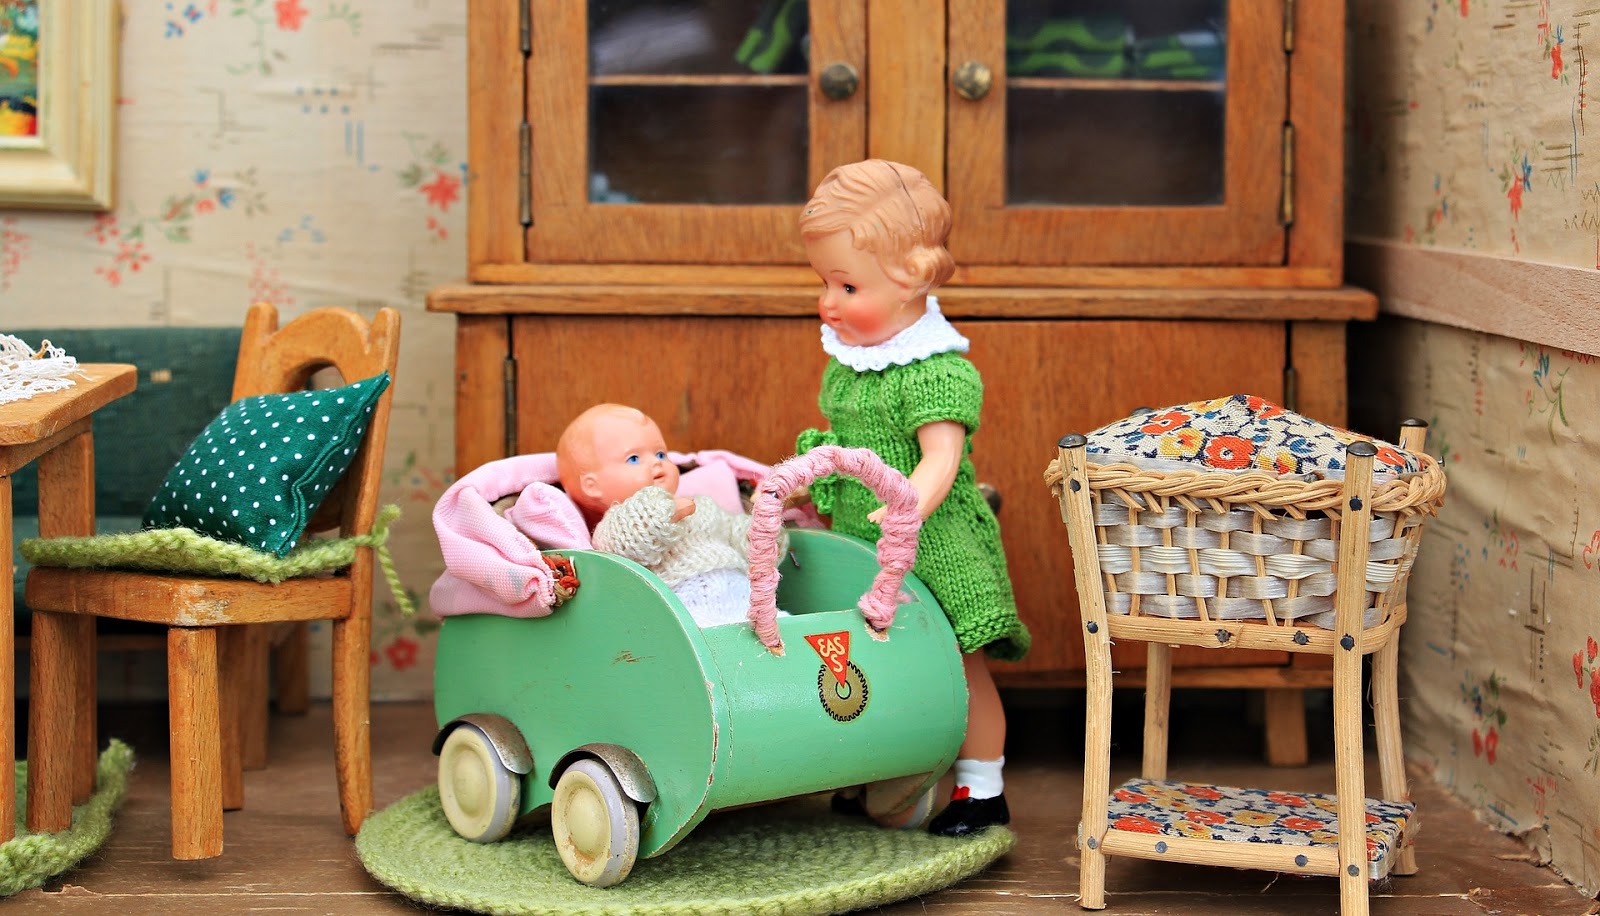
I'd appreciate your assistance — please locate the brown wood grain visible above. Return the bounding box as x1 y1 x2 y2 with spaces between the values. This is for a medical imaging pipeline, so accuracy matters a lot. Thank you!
36 429 99 803
509 316 827 460
431 284 1380 320
1263 687 1309 767
468 0 524 270
169 627 224 859
945 0 1286 267
26 564 356 625
1287 0 1345 274
868 0 945 183
0 364 134 448
454 315 510 474
1291 321 1349 425
219 626 248 811
0 476 11 844
523 2 864 264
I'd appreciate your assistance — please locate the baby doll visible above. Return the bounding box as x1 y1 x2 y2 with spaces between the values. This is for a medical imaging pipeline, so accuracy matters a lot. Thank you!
797 159 1030 837
558 403 781 629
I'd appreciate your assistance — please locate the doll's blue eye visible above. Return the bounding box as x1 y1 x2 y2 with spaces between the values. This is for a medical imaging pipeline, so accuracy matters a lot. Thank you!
655 451 667 460
843 284 856 294
626 455 640 464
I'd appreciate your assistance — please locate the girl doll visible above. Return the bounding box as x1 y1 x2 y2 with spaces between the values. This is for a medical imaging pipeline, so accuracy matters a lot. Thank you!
796 159 1030 837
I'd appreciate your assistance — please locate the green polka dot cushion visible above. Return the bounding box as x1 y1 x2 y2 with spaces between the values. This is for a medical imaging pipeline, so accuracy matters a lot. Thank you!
1085 394 1422 482
141 372 390 557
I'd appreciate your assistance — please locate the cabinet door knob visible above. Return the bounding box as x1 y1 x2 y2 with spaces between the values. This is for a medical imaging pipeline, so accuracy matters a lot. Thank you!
952 60 993 101
819 62 860 100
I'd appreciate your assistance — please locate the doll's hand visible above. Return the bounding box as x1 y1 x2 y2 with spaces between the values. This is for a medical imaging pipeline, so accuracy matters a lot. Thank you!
673 496 697 522
867 505 887 525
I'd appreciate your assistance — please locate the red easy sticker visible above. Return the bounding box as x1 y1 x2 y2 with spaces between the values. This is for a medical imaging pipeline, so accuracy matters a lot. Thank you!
805 631 851 686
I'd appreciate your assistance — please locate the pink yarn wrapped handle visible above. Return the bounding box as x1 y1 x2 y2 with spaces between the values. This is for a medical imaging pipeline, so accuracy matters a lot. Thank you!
746 446 922 655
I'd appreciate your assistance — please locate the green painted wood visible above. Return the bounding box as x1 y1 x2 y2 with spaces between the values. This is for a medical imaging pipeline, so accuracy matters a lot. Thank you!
434 528 967 860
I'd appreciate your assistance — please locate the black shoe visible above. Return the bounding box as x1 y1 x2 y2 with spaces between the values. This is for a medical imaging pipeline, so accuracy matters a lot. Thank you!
928 792 1010 837
831 791 868 817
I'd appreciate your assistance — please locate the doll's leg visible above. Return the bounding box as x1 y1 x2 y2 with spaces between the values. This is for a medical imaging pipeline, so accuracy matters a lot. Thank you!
928 651 1012 836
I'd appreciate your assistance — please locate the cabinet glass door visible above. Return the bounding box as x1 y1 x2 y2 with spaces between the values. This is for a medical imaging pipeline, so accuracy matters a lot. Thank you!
527 0 865 264
946 0 1287 267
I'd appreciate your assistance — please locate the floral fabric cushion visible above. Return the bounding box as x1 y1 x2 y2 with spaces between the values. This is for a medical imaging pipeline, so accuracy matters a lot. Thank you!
1085 394 1421 482
142 373 390 557
1103 778 1414 880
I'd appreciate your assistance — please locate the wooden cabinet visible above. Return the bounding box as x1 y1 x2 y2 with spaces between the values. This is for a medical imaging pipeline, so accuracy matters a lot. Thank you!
435 0 1377 764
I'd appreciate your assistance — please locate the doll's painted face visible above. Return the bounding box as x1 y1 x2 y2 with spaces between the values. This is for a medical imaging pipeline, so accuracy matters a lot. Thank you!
570 408 680 513
804 230 920 347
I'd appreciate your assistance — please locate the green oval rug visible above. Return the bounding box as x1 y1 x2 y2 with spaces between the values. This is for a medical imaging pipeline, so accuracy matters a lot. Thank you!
357 785 1015 916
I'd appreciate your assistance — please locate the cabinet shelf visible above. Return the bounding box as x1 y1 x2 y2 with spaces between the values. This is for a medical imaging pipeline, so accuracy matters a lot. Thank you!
590 74 809 88
1007 76 1224 93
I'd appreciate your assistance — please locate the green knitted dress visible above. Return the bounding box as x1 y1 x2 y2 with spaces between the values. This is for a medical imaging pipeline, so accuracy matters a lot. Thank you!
798 350 1030 660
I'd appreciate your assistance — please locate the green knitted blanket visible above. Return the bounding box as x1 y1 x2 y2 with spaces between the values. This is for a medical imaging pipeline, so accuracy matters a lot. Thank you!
20 505 413 614
357 785 1015 916
2 740 134 896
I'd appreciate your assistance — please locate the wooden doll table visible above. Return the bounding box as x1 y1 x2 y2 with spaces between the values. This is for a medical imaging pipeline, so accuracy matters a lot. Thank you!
0 363 136 841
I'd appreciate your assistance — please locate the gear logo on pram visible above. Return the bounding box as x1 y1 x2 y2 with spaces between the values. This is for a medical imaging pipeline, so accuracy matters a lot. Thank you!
807 631 869 722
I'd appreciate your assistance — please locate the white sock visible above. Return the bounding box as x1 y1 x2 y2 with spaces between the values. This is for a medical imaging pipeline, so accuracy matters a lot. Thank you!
952 756 1004 800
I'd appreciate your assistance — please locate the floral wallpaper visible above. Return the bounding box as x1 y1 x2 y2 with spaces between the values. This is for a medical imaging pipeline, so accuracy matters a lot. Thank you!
1 0 468 699
1350 0 1600 895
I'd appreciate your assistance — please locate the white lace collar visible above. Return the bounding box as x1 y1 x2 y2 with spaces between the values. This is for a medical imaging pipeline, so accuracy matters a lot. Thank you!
820 296 970 372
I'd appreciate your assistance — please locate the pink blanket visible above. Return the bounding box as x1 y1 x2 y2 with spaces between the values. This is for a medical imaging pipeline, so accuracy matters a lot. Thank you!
429 449 799 618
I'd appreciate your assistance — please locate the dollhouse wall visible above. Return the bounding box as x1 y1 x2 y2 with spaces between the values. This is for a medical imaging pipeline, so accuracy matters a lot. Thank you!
1347 0 1600 896
0 1 466 701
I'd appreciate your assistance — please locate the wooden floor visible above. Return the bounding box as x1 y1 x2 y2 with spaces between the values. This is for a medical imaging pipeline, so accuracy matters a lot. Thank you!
8 695 1597 915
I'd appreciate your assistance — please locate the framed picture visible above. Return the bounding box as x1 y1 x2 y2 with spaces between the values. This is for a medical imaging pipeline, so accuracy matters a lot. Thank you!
0 0 118 210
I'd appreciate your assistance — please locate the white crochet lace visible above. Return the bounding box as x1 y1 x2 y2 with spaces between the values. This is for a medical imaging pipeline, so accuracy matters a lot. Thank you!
0 334 80 407
820 295 970 371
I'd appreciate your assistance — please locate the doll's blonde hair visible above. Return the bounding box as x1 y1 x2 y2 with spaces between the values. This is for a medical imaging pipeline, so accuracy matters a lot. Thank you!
799 159 955 295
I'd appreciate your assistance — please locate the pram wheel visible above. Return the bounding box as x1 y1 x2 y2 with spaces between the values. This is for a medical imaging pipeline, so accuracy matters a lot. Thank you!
552 758 641 887
438 722 522 843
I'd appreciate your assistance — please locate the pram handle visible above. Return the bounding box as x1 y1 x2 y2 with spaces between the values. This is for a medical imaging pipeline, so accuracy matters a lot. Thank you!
747 445 922 655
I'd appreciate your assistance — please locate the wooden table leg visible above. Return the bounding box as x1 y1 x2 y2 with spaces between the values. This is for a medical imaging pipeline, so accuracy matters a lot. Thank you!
1264 687 1309 767
36 429 98 802
0 476 14 844
26 609 76 833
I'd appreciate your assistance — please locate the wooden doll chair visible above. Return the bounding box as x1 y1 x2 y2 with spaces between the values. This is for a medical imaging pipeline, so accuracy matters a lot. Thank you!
1048 412 1446 916
24 303 400 859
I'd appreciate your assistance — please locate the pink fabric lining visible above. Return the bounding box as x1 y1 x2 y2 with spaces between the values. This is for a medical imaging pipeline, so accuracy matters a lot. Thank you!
746 446 922 654
429 449 807 619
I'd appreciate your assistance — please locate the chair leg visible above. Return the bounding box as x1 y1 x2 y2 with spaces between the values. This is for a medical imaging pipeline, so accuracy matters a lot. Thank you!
71 615 98 803
1263 688 1309 767
168 627 224 860
241 627 270 770
1142 642 1171 780
218 628 248 811
272 622 312 715
331 614 373 836
1372 636 1417 875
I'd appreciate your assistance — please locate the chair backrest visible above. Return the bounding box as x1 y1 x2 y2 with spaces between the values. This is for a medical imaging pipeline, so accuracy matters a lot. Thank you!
232 303 401 540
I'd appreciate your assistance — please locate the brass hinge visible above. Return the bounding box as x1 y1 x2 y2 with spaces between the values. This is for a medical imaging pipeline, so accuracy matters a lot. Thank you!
518 121 532 227
519 0 531 55
1280 122 1295 226
502 353 518 458
1284 0 1295 52
1283 364 1299 413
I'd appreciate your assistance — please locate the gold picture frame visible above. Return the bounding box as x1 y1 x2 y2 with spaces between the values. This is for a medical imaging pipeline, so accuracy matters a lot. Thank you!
0 0 118 210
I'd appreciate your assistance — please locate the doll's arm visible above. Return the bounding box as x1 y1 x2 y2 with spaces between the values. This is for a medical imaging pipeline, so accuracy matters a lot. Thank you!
592 486 685 569
698 496 789 559
868 420 965 523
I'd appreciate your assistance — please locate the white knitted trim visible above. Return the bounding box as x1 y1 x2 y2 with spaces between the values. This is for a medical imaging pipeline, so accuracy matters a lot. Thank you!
0 334 81 407
821 295 970 371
